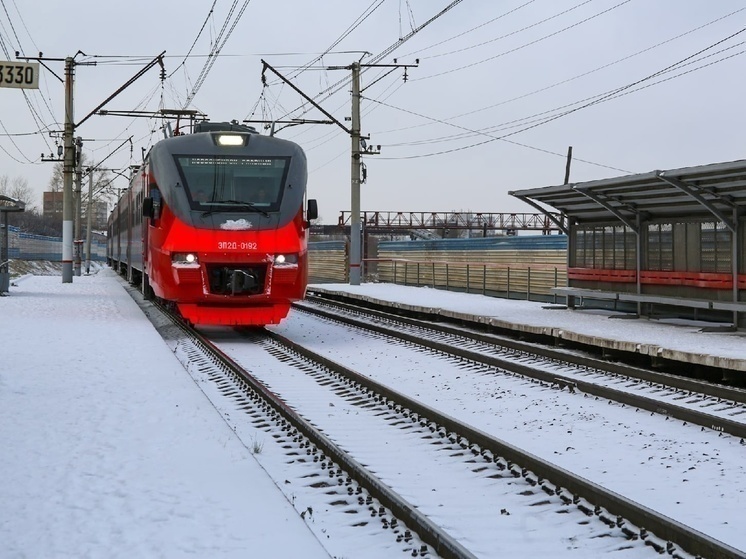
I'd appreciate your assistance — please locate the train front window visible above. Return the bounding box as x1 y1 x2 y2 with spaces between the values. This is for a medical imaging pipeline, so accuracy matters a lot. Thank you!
175 155 289 210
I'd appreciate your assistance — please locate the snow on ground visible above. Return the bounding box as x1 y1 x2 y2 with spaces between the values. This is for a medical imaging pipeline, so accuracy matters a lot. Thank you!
310 283 746 363
270 310 746 552
0 269 329 559
2 266 745 558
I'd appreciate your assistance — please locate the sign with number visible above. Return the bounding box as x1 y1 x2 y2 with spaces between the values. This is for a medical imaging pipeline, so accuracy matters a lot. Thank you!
0 61 39 89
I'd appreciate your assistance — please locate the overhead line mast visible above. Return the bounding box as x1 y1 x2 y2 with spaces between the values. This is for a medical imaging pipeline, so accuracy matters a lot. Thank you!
16 51 165 283
260 58 416 285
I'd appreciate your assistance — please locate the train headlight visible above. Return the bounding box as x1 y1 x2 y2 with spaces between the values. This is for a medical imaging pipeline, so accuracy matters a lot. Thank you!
216 134 246 146
172 252 199 265
274 253 298 266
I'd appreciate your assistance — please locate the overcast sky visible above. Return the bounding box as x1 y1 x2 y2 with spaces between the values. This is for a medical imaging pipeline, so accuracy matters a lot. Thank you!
1 0 745 221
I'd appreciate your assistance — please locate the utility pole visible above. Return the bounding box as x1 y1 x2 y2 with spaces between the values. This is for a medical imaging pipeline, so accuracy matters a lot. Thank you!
74 136 83 276
260 58 414 286
85 169 94 275
564 146 573 185
349 62 362 285
62 56 75 283
18 50 165 283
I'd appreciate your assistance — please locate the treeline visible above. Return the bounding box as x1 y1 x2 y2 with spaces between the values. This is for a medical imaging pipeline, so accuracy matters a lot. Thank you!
7 211 64 237
2 158 117 237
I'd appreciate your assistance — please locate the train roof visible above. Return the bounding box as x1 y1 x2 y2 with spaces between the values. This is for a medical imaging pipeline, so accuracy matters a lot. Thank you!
150 123 306 159
193 122 258 134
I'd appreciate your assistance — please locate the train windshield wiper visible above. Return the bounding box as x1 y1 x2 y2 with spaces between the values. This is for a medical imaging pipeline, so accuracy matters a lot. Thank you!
201 200 269 217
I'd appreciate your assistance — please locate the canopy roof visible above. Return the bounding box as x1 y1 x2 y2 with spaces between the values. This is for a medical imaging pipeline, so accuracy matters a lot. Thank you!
509 159 746 233
0 195 25 212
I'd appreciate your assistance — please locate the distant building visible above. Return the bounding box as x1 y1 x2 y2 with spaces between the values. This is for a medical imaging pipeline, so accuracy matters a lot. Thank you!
43 191 64 222
43 192 109 231
88 200 109 231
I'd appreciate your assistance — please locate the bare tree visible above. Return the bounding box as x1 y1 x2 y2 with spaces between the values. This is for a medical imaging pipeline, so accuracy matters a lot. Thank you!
47 164 63 193
0 175 37 212
48 155 113 207
9 177 37 212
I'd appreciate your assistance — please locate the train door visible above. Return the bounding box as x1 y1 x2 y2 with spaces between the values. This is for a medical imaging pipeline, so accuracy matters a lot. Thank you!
141 171 152 298
125 188 133 283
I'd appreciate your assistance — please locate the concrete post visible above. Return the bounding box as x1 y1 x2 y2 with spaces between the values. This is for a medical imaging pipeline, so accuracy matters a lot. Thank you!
62 57 75 283
349 62 362 285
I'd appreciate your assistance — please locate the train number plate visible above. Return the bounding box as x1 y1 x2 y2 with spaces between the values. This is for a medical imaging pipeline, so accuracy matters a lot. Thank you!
218 241 258 250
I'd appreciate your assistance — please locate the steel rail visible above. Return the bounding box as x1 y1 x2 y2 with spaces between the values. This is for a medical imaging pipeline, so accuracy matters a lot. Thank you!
121 288 449 557
304 292 746 405
122 281 743 558
138 296 478 559
270 327 745 559
209 331 478 559
298 297 746 438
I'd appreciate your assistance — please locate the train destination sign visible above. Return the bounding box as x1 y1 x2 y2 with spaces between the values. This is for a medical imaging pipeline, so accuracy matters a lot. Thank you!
0 61 40 89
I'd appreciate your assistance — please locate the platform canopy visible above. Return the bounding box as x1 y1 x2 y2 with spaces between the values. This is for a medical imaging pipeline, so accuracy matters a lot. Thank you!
0 194 25 212
509 159 746 234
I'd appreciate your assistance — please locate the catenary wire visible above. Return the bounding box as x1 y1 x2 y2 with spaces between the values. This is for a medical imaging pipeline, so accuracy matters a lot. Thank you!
372 27 746 161
414 0 633 82
375 6 746 138
168 0 218 78
273 0 465 124
422 0 596 60
399 0 537 59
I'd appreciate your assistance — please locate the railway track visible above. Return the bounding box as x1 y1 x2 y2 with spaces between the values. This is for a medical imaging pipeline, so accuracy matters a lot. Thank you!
274 298 746 557
132 293 440 558
298 295 746 438
128 285 744 558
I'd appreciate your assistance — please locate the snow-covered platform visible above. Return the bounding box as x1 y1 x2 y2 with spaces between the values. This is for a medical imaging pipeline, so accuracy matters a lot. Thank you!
0 269 330 559
308 283 746 375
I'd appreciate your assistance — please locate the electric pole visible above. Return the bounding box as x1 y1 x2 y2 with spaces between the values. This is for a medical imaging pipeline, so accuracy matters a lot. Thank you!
62 57 75 283
260 58 415 286
74 136 83 276
18 50 165 283
85 169 93 275
350 62 362 285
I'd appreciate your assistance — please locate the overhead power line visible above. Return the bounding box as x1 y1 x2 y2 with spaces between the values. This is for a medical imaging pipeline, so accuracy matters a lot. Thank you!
183 0 253 108
274 0 466 123
371 26 746 162
416 0 591 60
376 6 746 140
415 0 633 81
285 0 387 82
400 0 537 59
168 0 218 78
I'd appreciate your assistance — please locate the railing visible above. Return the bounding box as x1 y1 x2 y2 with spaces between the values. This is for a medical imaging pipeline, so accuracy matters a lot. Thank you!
369 258 567 303
2 225 107 262
338 211 564 232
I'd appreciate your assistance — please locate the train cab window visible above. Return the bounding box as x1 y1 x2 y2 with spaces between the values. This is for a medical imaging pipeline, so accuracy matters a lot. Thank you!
191 187 212 206
175 155 288 213
235 176 278 206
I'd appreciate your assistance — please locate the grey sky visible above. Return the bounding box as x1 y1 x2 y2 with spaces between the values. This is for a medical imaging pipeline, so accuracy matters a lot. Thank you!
1 0 744 221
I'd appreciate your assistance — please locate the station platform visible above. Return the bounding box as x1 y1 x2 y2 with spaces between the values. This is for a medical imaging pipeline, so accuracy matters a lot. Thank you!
0 269 330 559
308 283 746 376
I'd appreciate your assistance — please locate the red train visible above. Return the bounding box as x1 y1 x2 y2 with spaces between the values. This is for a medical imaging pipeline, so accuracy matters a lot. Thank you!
108 122 317 326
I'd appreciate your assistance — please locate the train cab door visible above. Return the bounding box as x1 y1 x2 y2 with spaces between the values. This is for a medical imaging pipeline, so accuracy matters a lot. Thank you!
125 188 133 283
140 172 152 298
141 179 162 299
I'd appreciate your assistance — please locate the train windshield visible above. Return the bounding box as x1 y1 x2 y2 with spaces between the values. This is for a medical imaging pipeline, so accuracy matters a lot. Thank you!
175 155 289 211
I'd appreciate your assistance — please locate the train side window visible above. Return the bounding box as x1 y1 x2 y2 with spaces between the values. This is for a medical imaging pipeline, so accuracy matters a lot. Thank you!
143 186 162 223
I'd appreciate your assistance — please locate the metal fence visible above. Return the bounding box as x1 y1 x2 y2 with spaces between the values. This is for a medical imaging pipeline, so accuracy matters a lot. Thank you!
309 240 349 283
1 225 107 262
373 258 566 302
309 235 569 303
